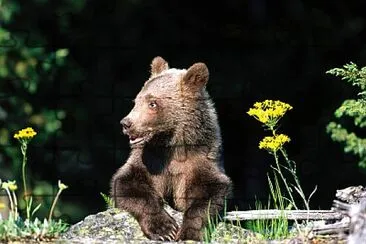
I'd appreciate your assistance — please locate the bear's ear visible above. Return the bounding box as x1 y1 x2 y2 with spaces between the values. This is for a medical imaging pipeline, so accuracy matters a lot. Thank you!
182 62 209 90
150 56 169 77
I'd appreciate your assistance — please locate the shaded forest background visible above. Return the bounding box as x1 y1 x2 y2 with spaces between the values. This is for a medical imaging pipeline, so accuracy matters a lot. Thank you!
1 0 366 223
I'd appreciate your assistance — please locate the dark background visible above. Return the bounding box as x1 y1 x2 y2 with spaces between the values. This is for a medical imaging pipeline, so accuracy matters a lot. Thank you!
2 0 366 223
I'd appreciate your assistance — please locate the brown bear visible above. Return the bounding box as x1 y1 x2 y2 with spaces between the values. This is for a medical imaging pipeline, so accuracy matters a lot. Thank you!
110 56 232 241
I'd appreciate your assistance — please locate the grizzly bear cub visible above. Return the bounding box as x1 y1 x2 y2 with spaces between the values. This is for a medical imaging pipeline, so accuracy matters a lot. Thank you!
111 56 232 241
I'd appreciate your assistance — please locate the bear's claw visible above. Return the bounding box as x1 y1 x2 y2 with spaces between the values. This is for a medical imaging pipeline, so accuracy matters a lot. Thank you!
140 209 179 241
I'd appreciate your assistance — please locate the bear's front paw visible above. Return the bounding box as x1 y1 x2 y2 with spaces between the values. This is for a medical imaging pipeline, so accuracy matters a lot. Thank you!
175 226 202 241
139 210 179 241
175 221 202 241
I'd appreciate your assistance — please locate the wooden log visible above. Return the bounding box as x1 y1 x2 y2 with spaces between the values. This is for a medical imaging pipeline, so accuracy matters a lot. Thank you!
312 221 350 235
224 210 344 221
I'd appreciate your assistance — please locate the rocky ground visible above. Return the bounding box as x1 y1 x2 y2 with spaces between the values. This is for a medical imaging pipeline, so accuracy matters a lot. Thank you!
57 206 346 244
58 206 263 244
7 186 364 243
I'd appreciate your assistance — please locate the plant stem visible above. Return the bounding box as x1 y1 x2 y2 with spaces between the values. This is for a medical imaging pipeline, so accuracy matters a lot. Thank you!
48 189 62 222
270 126 276 136
4 188 15 219
21 142 30 219
273 151 298 210
21 143 28 198
11 191 18 219
279 148 310 211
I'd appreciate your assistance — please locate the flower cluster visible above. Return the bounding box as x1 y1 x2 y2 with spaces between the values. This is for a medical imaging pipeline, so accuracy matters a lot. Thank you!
248 100 293 152
259 134 291 152
247 100 293 127
1 180 18 191
13 127 37 140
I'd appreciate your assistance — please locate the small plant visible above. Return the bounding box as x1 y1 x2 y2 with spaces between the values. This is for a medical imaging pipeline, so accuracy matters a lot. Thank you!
326 62 366 168
100 192 114 209
248 174 290 240
203 200 225 243
0 127 69 242
203 199 245 243
247 100 317 239
48 181 69 222
13 127 38 220
1 180 19 221
203 201 219 243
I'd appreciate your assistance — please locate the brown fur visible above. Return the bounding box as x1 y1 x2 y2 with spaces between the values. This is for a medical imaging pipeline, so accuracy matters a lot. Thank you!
150 56 169 77
111 56 232 241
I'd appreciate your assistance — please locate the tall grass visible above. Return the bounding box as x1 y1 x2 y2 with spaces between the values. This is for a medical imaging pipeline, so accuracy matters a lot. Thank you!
247 173 292 240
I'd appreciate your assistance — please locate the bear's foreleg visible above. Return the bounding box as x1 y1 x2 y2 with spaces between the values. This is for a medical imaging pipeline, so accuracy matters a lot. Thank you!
111 164 179 241
176 171 231 241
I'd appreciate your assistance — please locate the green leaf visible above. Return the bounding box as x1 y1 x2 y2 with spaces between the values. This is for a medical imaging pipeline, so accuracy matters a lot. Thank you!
31 203 42 217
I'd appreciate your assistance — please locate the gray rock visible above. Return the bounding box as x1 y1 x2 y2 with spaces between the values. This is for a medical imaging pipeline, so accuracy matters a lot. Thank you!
59 207 146 243
59 205 259 243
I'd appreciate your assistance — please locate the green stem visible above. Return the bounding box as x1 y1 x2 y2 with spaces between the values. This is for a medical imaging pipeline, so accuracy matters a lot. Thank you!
11 191 18 219
273 151 298 210
268 126 298 208
280 148 310 211
280 148 295 173
21 142 30 219
270 126 276 136
4 188 15 219
273 150 304 236
48 189 63 222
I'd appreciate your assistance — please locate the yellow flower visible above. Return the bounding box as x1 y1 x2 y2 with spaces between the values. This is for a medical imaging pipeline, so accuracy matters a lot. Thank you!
259 134 291 152
58 180 68 190
13 127 37 140
1 180 17 191
247 100 293 127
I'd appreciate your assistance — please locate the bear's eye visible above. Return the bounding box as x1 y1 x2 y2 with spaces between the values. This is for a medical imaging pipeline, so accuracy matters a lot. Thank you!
148 101 157 109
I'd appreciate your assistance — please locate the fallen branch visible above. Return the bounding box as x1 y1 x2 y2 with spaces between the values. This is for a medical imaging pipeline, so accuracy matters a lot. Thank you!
225 209 343 221
312 221 349 235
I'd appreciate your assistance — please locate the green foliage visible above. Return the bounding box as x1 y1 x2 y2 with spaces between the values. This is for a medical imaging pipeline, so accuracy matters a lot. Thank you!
326 62 366 90
265 174 289 239
326 62 366 168
246 174 291 240
0 178 69 242
249 206 288 240
0 128 69 242
0 217 68 242
100 192 114 209
203 200 231 243
203 208 221 243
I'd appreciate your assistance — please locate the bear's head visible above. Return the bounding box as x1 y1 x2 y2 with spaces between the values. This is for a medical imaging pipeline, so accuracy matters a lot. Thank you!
120 56 214 149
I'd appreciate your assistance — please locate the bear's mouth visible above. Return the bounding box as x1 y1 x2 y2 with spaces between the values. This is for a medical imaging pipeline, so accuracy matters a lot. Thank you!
129 136 145 145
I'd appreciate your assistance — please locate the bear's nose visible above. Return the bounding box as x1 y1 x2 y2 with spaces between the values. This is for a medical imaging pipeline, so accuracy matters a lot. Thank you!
121 118 132 129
